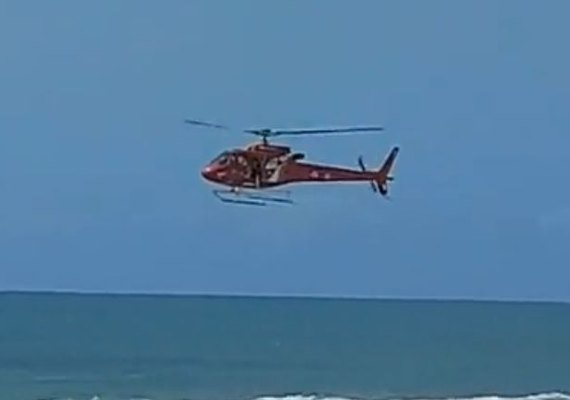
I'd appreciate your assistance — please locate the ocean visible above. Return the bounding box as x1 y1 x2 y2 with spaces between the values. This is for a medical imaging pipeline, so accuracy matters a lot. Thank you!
0 292 568 400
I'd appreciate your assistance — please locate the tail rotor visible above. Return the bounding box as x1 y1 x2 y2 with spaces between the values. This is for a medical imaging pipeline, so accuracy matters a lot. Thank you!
358 146 399 199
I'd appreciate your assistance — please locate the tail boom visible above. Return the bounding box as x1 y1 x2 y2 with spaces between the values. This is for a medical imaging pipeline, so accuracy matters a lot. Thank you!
276 146 400 196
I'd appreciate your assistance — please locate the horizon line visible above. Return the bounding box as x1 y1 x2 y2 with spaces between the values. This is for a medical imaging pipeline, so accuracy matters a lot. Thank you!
0 288 568 305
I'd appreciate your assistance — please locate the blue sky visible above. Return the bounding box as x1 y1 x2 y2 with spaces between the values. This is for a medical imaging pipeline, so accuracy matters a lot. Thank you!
1 1 569 301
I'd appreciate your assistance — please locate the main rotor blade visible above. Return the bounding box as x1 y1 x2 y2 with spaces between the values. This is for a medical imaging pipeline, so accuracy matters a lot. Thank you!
277 126 383 135
186 119 384 140
244 126 383 137
184 119 230 130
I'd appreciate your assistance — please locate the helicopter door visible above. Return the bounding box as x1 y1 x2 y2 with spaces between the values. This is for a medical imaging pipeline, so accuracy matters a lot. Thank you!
233 154 252 182
235 154 249 174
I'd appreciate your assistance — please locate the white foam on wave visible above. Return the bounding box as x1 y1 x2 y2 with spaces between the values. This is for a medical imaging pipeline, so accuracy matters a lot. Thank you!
35 392 570 400
254 393 570 400
449 394 570 400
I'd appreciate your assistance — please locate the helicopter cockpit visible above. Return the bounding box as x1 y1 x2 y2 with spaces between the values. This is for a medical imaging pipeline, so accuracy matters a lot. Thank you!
208 151 232 166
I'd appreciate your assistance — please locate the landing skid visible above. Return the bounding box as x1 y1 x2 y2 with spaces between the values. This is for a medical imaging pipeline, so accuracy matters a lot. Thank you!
213 188 294 206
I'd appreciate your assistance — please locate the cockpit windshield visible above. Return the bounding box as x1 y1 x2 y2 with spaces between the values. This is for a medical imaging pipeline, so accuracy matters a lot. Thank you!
210 151 231 166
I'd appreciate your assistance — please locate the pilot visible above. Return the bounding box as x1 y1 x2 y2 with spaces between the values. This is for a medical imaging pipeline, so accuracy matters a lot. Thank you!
250 158 263 188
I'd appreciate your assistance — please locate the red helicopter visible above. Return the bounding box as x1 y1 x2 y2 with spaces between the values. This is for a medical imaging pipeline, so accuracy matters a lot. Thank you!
186 119 400 206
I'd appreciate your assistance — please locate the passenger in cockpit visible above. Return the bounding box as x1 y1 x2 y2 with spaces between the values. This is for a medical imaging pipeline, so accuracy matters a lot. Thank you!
250 158 262 188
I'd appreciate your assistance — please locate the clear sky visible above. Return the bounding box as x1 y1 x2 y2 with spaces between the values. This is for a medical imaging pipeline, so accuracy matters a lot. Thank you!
1 1 569 302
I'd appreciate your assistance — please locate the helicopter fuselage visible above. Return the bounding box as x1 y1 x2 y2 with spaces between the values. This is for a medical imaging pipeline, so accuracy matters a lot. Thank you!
200 142 394 190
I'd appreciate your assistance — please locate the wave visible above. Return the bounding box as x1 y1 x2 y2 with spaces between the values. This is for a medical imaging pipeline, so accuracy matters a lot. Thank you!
33 392 570 400
265 394 570 400
256 393 570 400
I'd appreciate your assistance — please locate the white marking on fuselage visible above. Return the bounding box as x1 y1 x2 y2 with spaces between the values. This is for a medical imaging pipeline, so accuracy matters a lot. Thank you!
266 164 283 182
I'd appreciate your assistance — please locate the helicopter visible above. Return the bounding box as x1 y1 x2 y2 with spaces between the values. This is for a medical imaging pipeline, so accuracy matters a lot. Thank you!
185 119 400 206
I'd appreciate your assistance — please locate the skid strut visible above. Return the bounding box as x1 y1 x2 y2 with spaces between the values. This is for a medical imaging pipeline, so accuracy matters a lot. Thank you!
213 188 294 206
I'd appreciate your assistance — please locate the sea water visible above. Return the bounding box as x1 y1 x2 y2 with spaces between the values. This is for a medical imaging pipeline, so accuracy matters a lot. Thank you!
0 292 568 400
